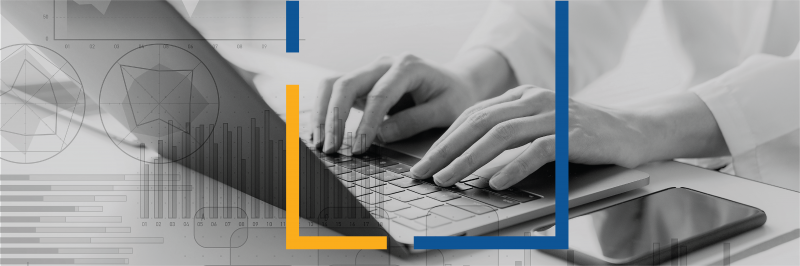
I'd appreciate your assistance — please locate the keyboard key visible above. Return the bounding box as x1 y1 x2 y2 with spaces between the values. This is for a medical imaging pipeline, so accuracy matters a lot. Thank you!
408 197 444 210
461 189 519 208
378 199 410 212
329 166 351 175
355 166 385 175
493 188 542 203
458 175 480 183
426 191 461 202
371 184 404 195
339 159 370 169
464 177 490 189
447 198 495 215
354 177 386 189
414 214 452 228
338 171 369 182
400 171 422 179
341 181 356 188
389 191 423 202
318 153 345 163
368 158 399 167
358 193 391 205
442 183 474 194
384 163 412 174
352 153 381 161
371 209 397 219
322 160 335 167
393 217 425 231
338 148 353 157
395 206 430 220
407 183 441 195
389 177 423 188
347 186 372 197
371 171 404 182
430 205 474 221
322 153 352 163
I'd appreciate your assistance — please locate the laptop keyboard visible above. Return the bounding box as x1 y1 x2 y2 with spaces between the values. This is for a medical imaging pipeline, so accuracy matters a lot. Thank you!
303 140 543 232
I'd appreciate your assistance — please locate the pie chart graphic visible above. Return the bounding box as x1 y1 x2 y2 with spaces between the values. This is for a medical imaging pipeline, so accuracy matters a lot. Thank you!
1 44 86 164
99 44 219 162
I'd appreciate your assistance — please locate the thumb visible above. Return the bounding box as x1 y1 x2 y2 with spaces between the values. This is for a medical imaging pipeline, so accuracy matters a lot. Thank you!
377 102 444 143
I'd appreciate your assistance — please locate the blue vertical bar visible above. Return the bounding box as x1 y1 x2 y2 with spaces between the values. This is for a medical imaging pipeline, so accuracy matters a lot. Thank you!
554 0 569 248
286 1 299 53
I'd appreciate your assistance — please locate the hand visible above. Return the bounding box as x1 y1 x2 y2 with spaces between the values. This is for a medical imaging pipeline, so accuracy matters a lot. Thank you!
311 54 480 154
409 85 650 190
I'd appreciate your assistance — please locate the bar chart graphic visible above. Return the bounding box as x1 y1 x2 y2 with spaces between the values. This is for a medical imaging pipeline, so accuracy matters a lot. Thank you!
0 108 394 265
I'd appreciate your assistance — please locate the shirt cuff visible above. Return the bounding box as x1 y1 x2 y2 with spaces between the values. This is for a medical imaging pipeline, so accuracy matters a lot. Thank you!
690 79 761 179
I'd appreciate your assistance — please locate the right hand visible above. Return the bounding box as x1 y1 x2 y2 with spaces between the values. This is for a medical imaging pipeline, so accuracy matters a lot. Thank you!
312 53 480 154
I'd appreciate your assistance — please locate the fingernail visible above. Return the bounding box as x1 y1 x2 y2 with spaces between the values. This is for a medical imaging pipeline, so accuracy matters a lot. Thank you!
411 159 431 177
377 123 397 143
352 135 363 154
433 170 454 187
313 135 323 149
323 138 335 154
489 173 508 190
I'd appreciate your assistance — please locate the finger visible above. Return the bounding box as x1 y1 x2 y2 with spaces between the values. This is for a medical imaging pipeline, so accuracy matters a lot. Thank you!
429 86 528 151
489 134 556 190
322 57 393 153
411 96 549 179
376 100 445 144
352 56 422 154
433 113 555 187
311 76 339 148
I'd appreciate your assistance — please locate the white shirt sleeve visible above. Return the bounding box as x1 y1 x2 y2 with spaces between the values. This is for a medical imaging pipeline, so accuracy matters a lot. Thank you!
690 50 800 191
459 0 646 92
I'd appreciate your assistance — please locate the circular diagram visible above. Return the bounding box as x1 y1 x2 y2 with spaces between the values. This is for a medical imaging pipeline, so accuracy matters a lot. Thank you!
1 44 86 164
99 44 219 163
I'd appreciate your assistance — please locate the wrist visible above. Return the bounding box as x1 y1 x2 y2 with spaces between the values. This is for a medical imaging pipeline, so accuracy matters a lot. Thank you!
620 92 730 165
627 108 665 166
607 106 658 167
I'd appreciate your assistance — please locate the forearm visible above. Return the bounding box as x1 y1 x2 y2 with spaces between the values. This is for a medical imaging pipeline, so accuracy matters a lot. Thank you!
446 48 518 101
631 92 730 164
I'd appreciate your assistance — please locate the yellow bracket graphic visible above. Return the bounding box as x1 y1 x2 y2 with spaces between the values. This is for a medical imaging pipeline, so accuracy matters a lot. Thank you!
285 85 387 249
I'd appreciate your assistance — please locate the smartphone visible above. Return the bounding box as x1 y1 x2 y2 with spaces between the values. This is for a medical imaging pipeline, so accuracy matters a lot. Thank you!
535 187 766 265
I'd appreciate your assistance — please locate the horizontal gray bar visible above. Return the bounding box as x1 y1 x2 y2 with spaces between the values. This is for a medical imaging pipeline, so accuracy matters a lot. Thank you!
0 185 192 191
0 216 122 223
1 227 131 233
0 195 127 202
0 174 179 181
1 206 84 212
0 258 128 264
0 248 132 254
1 237 162 244
0 175 29 180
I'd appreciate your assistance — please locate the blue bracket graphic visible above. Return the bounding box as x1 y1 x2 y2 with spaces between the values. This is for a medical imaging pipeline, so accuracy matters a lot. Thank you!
413 1 569 249
286 1 299 53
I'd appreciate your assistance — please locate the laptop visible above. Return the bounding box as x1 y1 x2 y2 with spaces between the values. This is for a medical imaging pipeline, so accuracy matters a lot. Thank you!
44 0 650 254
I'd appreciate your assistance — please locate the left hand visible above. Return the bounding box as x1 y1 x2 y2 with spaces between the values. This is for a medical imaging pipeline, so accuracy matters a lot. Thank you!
408 85 649 190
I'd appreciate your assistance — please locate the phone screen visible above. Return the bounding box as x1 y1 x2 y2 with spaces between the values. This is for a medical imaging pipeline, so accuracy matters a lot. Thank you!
537 188 765 264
